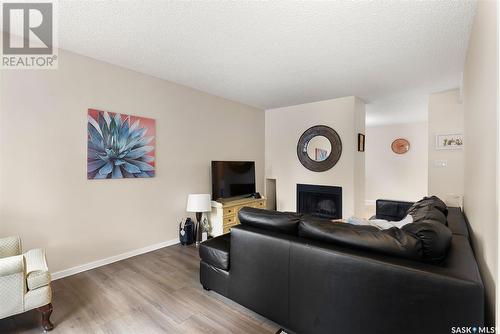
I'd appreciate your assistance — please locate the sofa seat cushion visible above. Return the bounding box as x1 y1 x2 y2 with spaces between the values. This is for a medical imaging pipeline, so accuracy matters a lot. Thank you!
239 207 302 235
299 215 452 262
199 234 230 271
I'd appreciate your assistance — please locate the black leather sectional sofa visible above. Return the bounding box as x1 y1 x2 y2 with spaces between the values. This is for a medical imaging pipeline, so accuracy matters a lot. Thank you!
199 197 484 334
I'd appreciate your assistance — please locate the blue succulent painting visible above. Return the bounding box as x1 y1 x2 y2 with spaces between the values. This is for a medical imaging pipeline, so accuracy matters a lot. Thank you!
87 109 155 179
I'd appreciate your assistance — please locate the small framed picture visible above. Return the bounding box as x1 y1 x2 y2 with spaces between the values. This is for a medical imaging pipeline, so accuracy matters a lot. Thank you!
436 134 464 150
315 148 328 161
358 133 365 152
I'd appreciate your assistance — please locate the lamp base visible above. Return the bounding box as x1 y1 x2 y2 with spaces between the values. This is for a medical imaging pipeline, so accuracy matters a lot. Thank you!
195 212 203 245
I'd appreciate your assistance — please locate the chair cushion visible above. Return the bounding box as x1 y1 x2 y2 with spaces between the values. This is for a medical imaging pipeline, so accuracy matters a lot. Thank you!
199 234 230 271
24 248 50 290
238 207 302 235
0 236 21 258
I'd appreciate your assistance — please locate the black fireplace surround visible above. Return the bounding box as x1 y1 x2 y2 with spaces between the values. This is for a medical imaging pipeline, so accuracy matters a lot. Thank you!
296 184 342 219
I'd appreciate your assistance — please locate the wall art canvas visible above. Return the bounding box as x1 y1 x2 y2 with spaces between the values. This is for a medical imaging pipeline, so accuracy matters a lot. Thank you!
436 134 464 150
87 109 155 179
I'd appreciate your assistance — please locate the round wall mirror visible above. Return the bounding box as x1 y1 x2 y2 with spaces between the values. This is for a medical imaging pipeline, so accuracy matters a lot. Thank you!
297 125 342 172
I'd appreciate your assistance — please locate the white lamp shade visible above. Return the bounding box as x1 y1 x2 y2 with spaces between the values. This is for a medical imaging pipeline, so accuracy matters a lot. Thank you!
186 194 211 212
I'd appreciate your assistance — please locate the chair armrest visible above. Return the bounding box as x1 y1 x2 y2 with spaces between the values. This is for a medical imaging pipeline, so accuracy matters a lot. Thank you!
0 236 22 258
24 249 48 273
24 249 51 290
0 255 24 277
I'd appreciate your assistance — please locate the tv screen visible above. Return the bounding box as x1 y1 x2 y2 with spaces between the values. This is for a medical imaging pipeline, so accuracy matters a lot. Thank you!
211 161 256 200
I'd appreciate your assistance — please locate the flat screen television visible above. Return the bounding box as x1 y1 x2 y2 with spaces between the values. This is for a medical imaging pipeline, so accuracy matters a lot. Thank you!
211 161 256 200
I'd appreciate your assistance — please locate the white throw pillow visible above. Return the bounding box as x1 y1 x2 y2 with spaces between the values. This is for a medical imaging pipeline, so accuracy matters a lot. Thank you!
346 215 413 230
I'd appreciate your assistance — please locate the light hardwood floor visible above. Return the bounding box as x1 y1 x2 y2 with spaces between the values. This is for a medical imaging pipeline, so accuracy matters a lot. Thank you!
0 244 280 333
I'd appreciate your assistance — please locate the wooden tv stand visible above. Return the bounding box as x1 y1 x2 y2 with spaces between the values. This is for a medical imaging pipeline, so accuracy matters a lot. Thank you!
210 196 267 236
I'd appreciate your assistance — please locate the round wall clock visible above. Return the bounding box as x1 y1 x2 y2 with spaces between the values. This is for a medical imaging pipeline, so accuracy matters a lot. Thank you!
391 138 410 154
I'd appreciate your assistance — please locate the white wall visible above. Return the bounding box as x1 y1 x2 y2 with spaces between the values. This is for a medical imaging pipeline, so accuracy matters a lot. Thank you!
365 122 428 205
462 0 498 324
265 96 365 217
427 89 464 202
353 98 366 217
0 49 265 273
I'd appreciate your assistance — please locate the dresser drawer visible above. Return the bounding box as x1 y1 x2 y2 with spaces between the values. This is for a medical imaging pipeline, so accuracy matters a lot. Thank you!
254 200 266 209
223 215 237 227
223 207 237 216
223 226 231 234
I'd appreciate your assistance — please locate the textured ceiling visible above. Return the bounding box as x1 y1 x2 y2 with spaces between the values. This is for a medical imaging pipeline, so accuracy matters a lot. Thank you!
366 92 430 126
57 1 475 113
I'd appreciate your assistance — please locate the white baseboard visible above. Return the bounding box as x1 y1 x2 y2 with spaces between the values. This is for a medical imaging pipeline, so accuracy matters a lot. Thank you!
51 238 180 281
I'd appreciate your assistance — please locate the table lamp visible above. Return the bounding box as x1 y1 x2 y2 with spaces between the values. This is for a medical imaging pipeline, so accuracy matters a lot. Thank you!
186 193 211 245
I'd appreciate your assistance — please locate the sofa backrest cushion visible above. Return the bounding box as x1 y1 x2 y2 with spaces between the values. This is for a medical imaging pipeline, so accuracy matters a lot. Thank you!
299 216 452 262
299 217 422 260
376 199 414 221
401 220 452 261
238 207 301 235
406 196 448 225
446 207 471 240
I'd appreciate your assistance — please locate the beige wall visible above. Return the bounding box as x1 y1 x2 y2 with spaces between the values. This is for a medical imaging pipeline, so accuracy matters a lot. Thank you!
265 96 365 217
462 0 498 324
0 49 265 273
428 89 464 202
365 122 428 205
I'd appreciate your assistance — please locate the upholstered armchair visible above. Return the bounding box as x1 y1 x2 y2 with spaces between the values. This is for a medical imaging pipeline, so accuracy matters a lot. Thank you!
0 236 53 331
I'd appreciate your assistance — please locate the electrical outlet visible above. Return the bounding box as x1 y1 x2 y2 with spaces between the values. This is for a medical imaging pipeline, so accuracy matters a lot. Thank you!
434 160 448 167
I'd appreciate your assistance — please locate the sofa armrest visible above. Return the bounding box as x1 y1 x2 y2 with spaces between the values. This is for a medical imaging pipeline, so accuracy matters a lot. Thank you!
0 236 22 259
375 199 414 221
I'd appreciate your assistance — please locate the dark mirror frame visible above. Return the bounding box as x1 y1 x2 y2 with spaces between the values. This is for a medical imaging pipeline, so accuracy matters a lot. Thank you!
297 125 342 172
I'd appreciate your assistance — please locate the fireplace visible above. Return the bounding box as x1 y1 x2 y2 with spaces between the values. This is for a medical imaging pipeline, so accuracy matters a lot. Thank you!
296 184 342 219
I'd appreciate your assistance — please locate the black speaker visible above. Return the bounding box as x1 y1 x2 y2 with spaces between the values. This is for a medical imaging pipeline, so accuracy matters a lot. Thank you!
179 218 194 245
